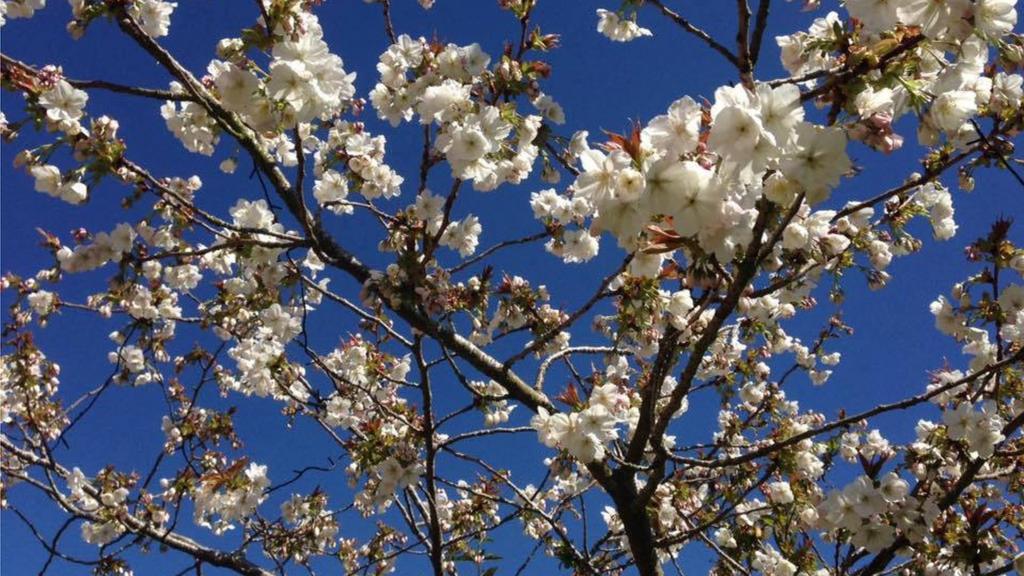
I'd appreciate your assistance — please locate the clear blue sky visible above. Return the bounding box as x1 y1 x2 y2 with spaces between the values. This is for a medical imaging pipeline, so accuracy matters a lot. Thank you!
2 1 1021 574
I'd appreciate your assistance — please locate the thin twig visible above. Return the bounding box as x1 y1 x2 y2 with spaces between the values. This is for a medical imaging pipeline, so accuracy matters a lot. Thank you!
647 0 741 68
1 53 194 101
448 231 549 274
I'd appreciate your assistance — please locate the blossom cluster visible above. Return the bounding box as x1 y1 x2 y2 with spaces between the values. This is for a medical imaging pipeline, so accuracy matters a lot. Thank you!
168 460 270 536
531 362 636 463
369 34 550 191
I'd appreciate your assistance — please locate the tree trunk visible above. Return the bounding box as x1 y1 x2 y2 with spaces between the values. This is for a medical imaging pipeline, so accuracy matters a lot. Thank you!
609 472 664 576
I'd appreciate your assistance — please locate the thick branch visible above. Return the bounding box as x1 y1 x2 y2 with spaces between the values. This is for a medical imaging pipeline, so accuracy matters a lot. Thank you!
748 0 771 68
646 201 775 459
736 0 753 87
414 338 444 576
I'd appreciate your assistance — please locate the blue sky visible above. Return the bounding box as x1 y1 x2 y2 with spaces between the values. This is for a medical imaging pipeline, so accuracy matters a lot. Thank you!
2 1 1022 574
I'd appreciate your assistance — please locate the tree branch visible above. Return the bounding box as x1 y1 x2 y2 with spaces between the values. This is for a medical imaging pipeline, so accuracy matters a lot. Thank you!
0 53 195 101
2 439 274 576
669 349 1023 469
647 0 741 69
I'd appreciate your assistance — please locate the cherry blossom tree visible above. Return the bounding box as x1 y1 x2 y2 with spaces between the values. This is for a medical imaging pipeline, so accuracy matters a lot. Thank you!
2 0 1024 575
